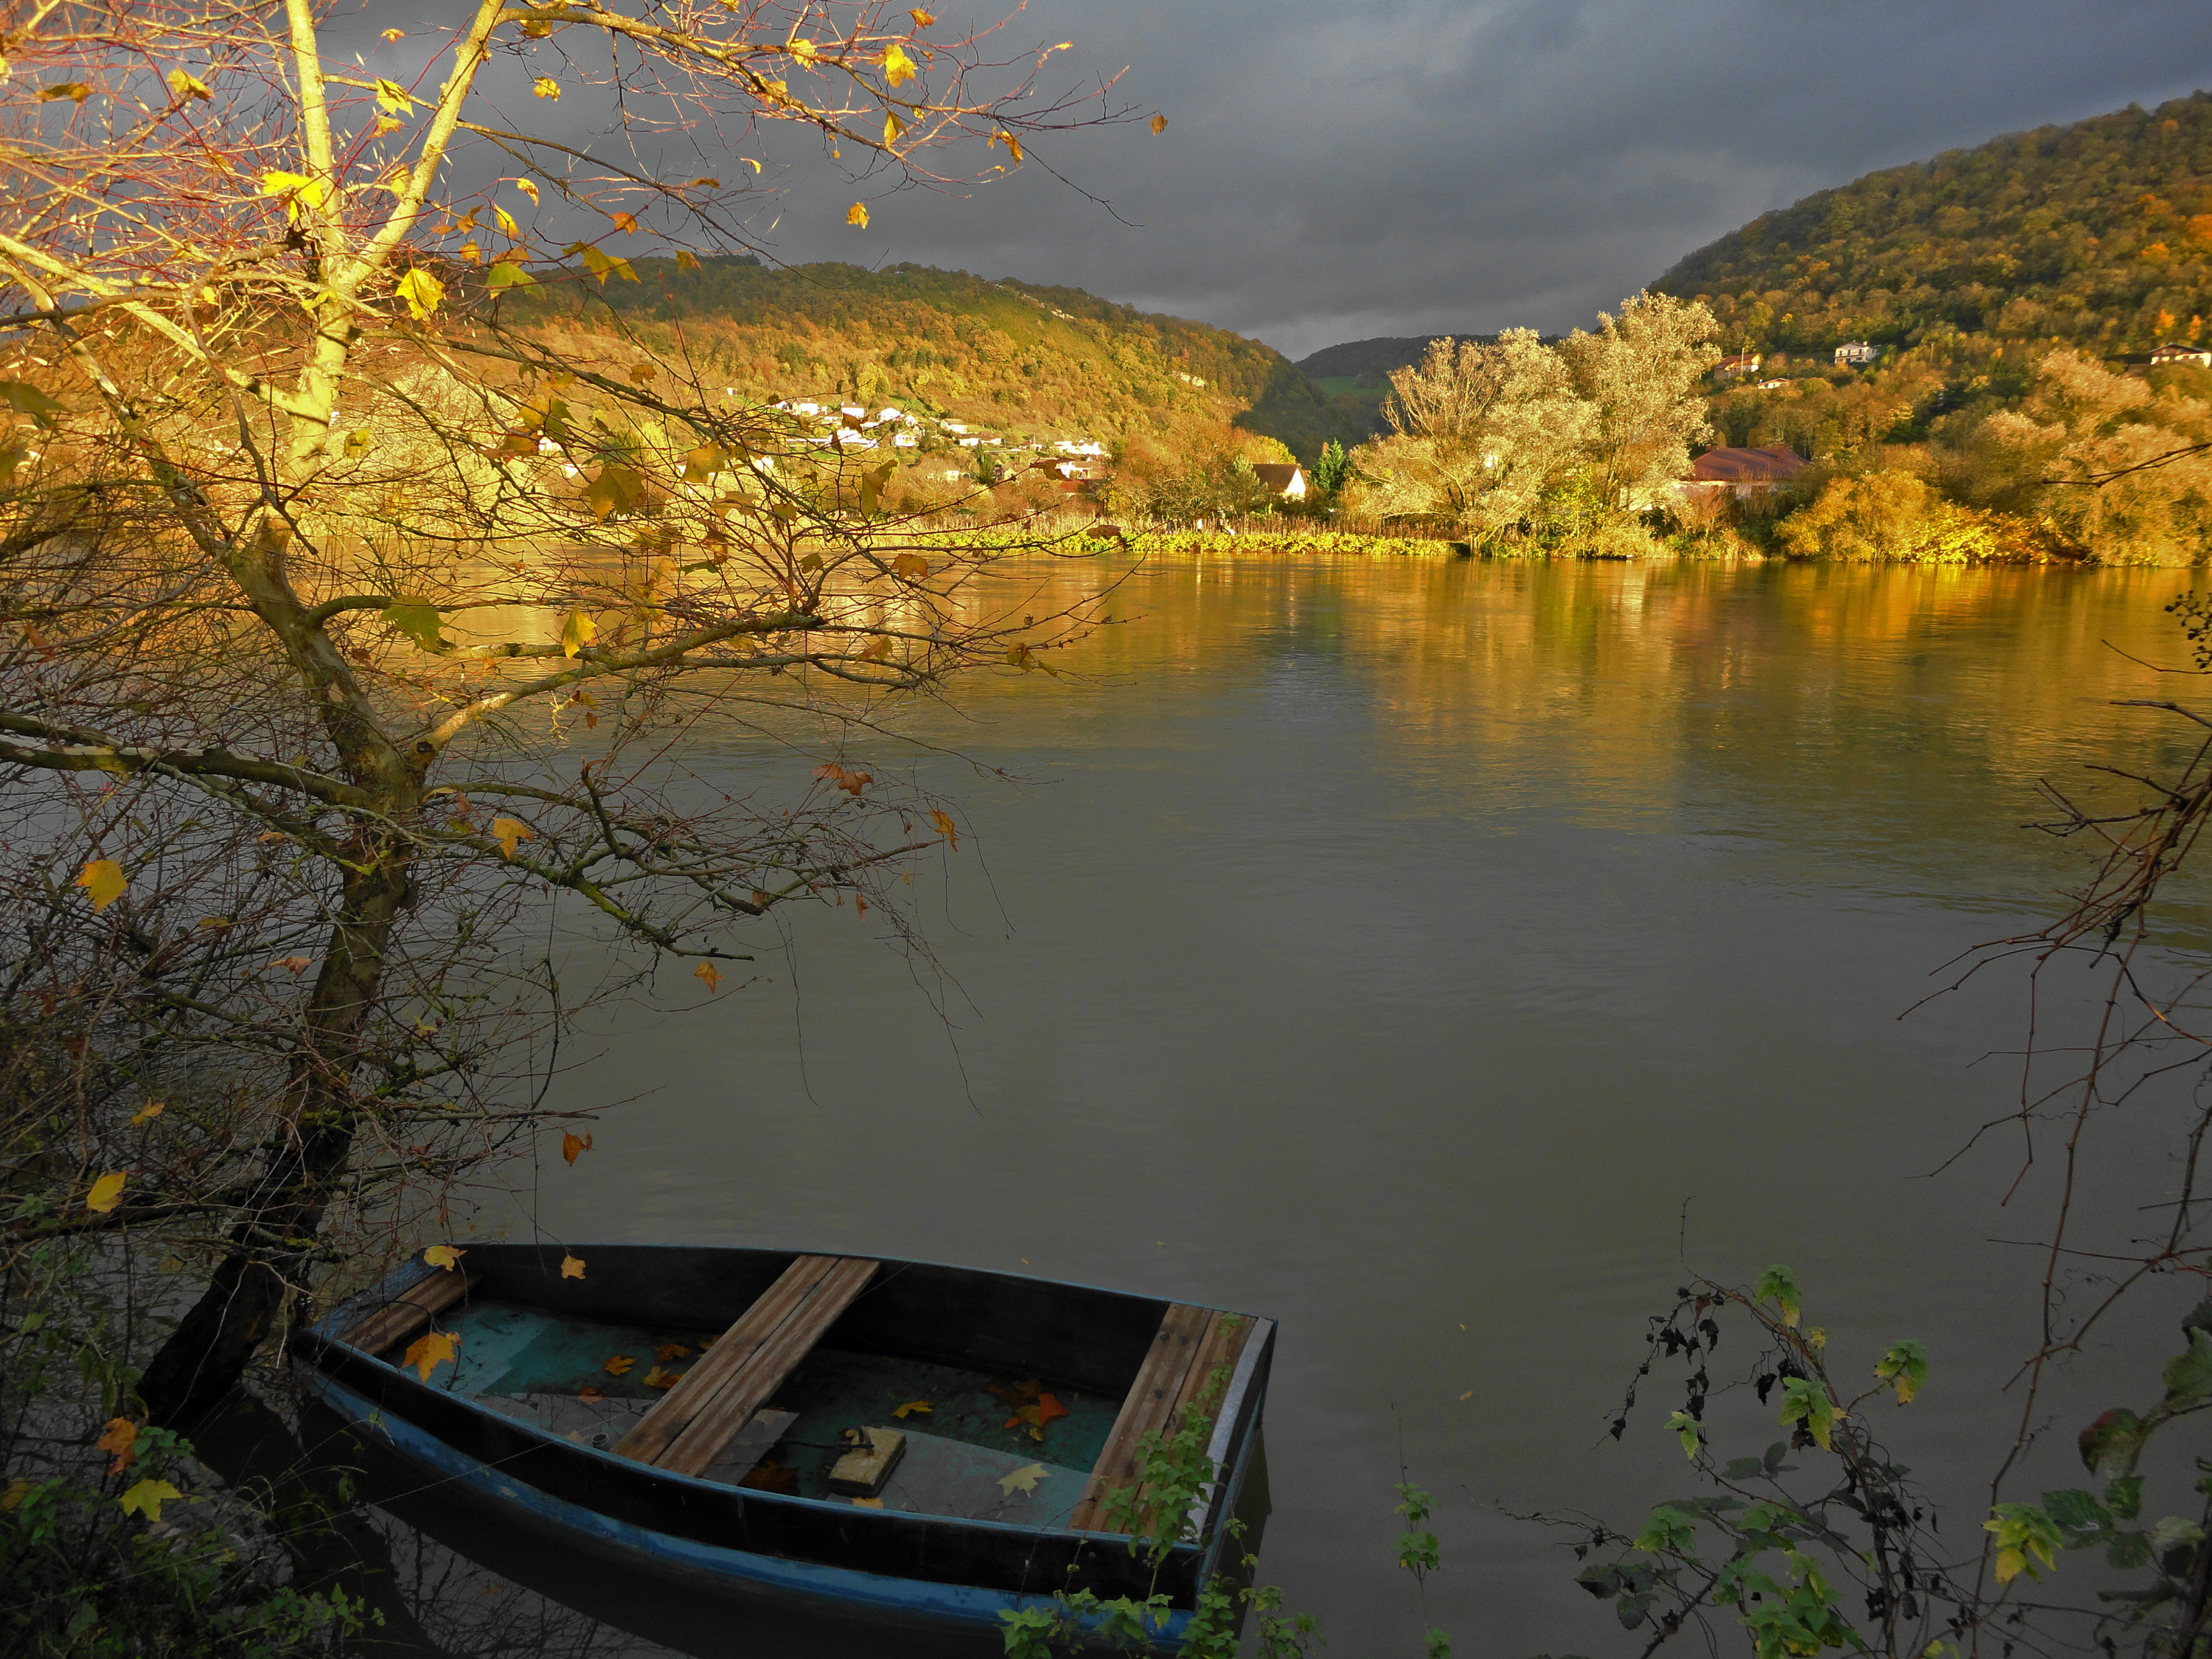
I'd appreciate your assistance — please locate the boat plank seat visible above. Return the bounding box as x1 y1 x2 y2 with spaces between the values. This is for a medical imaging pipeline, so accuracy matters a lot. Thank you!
1069 1303 1256 1533
347 1268 480 1358
614 1253 879 1476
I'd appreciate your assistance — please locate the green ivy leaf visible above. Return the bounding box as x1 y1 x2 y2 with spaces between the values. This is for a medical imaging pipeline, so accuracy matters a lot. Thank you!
2163 1332 2212 1409
1875 1339 1927 1403
380 597 442 650
1754 1265 1801 1329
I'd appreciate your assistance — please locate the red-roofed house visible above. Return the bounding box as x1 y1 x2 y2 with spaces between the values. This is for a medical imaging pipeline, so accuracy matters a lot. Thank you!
1681 445 1809 500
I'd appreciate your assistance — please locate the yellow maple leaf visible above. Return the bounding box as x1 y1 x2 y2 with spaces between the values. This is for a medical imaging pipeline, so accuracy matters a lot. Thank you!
85 1172 126 1214
643 1364 681 1388
260 170 328 223
654 1343 690 1362
491 816 533 858
909 8 936 24
404 1329 459 1382
892 1399 932 1419
883 110 904 147
117 1478 183 1523
374 77 411 115
77 859 126 912
605 1354 636 1376
627 361 657 384
513 178 540 206
996 1462 1047 1496
381 27 406 41
532 75 560 100
1151 113 1168 136
395 267 445 321
846 201 869 229
131 1102 164 1125
881 44 917 86
560 1253 585 1280
423 1244 465 1271
561 1131 593 1166
675 250 701 271
990 128 1022 165
929 809 959 849
695 960 722 994
560 608 597 658
167 69 212 102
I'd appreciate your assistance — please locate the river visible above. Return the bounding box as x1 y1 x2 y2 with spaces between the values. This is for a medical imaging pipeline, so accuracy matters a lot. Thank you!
417 555 2212 1656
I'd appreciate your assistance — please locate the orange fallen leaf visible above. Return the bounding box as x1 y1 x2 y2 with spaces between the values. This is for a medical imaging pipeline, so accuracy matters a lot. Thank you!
405 1329 459 1382
491 816 533 858
130 1102 164 1125
695 960 721 994
577 1384 604 1401
561 1131 593 1166
849 1495 884 1508
1459 1390 1474 1401
892 1399 932 1419
928 808 958 848
267 955 315 975
654 1343 690 1363
815 762 872 797
423 1244 465 1270
560 1253 585 1279
643 1364 681 1388
96 1417 138 1475
605 1354 636 1376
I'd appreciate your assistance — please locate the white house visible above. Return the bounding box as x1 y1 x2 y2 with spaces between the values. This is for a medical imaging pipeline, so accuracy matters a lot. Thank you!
2152 342 2212 369
1251 463 1307 501
1834 341 1879 367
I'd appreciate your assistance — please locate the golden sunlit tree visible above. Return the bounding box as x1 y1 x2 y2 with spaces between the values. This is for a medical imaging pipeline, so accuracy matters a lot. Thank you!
0 0 1145 1429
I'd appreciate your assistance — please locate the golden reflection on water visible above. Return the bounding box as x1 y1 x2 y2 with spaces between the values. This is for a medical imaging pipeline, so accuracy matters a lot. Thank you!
925 557 2204 863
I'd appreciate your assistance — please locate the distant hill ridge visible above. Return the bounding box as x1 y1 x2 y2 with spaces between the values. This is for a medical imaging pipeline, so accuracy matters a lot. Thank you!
515 255 1365 459
1294 333 1496 383
1652 89 2212 354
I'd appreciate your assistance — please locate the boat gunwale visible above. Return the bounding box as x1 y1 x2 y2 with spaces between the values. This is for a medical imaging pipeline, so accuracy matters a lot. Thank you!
302 1242 1270 1555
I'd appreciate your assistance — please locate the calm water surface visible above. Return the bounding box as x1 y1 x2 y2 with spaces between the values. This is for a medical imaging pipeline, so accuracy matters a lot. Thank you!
444 557 2212 1655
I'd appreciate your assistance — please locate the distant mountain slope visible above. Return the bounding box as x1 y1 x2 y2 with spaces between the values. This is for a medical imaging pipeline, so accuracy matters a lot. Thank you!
514 257 1360 459
1294 333 1492 384
1654 90 2212 355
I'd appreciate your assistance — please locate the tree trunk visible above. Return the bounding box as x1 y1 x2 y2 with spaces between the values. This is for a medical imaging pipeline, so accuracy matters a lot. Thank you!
140 847 411 1427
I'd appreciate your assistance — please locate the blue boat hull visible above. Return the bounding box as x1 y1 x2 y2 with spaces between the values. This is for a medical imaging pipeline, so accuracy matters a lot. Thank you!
294 1244 1274 1652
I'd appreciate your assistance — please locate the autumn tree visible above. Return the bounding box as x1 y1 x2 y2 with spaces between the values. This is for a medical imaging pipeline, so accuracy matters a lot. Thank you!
0 0 1142 1432
1942 347 2212 562
1555 291 1721 512
1355 330 1590 536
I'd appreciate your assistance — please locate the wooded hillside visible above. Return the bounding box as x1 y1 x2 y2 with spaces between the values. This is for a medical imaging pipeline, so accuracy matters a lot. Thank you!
512 256 1365 460
1654 90 2212 355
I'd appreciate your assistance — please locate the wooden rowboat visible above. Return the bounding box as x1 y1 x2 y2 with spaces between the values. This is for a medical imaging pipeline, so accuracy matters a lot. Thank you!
292 1244 1274 1649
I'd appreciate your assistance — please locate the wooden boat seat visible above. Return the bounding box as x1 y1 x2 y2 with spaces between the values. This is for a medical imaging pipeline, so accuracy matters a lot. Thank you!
613 1253 879 1476
1068 1303 1256 1534
347 1267 480 1358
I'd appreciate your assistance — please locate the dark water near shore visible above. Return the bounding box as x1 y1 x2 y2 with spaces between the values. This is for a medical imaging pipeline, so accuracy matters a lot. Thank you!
415 557 2212 1655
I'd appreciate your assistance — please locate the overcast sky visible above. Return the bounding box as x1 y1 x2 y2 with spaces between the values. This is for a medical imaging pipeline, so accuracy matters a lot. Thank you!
726 0 2211 361
377 1 2212 364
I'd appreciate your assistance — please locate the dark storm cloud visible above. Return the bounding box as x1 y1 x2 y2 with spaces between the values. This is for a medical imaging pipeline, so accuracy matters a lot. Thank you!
340 0 2212 360
747 0 2212 359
